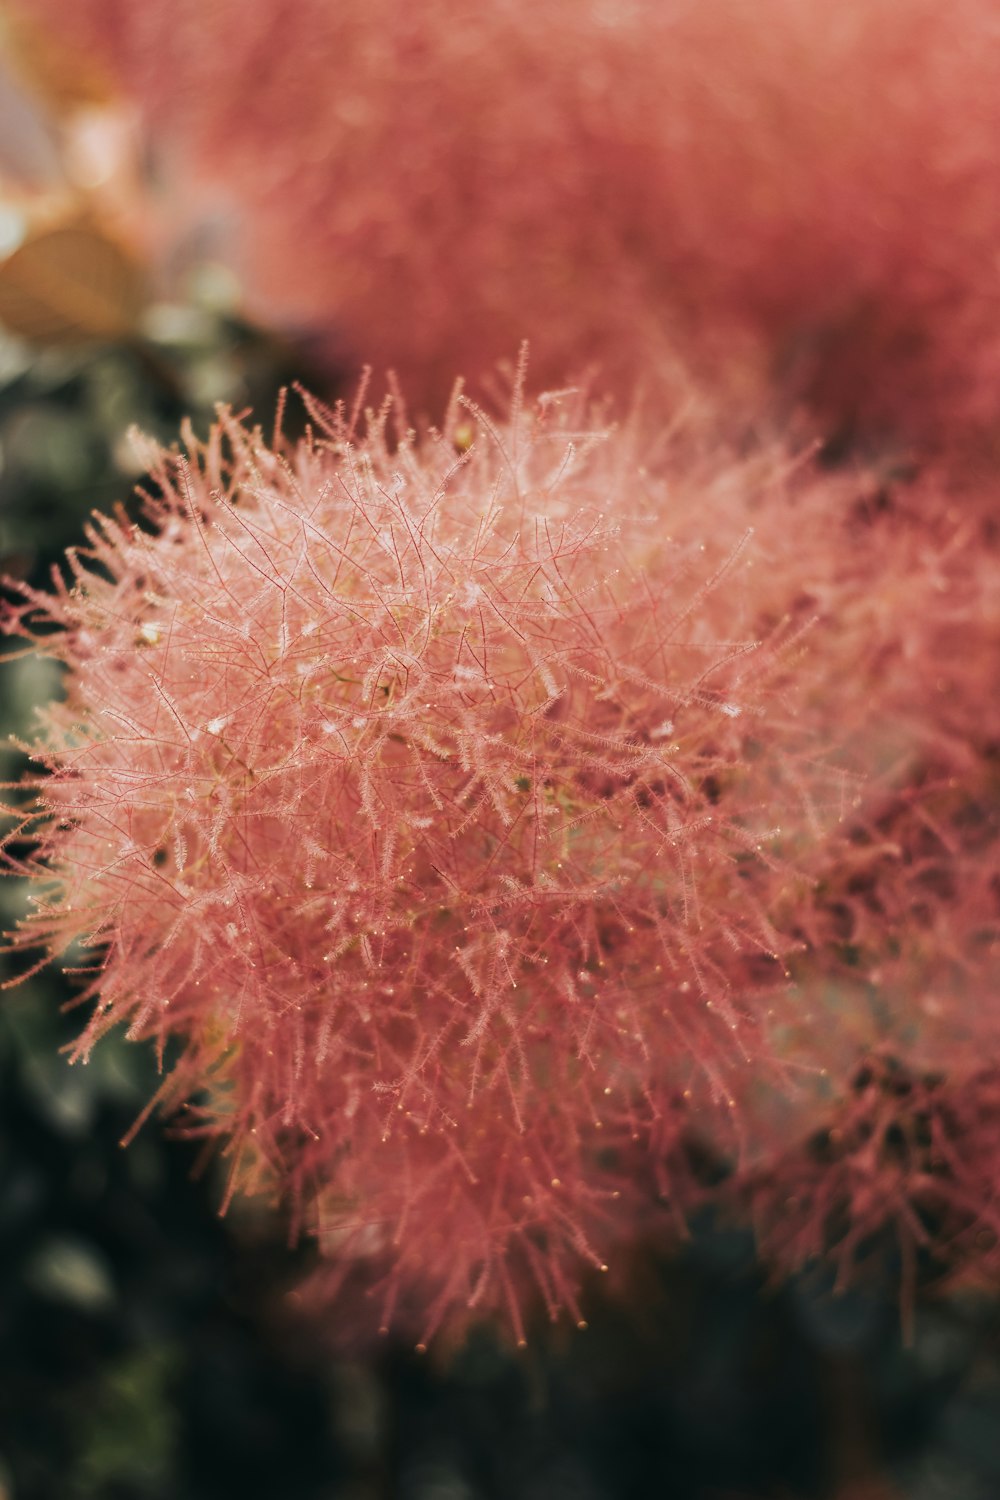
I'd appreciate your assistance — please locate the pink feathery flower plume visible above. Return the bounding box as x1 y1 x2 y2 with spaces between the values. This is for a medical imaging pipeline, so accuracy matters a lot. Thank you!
14 0 1000 453
724 464 1000 1317
2 371 835 1344
4 360 998 1343
745 1057 1000 1340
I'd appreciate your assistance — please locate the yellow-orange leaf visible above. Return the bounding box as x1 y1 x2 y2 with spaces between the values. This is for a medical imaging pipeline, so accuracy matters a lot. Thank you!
0 220 145 344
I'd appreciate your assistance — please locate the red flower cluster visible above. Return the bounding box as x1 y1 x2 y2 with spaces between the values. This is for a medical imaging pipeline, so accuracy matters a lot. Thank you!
16 0 1000 449
747 1056 1000 1338
4 381 839 1341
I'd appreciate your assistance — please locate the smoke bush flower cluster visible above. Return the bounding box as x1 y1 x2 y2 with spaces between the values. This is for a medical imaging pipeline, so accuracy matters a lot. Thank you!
747 1057 1000 1334
5 370 999 1340
4 382 840 1340
730 476 1000 1308
16 0 1000 449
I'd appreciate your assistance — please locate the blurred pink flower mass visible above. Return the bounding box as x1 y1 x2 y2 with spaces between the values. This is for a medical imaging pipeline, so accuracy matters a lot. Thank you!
16 0 1000 450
